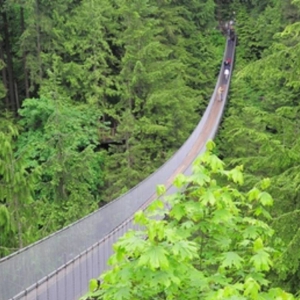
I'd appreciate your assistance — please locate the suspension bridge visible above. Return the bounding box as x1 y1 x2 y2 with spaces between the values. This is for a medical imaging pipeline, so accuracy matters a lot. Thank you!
0 37 236 300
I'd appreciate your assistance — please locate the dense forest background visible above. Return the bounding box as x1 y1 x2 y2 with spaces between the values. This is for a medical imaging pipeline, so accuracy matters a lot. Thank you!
1 0 300 297
216 0 300 294
0 0 221 257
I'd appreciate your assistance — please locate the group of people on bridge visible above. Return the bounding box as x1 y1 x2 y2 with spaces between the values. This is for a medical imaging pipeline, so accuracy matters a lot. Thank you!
218 57 231 101
226 20 235 43
224 57 231 80
217 17 236 102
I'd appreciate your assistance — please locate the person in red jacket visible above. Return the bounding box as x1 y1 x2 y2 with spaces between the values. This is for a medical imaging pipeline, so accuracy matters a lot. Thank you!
224 58 232 68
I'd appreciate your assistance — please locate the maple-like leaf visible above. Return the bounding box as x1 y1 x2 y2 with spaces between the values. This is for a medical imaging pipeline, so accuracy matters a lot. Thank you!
250 250 273 271
258 191 273 206
171 240 198 261
244 277 260 299
221 252 244 269
138 245 169 270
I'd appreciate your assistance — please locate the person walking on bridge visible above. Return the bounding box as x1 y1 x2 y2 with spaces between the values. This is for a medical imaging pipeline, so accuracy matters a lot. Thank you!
224 68 230 81
224 58 231 68
218 86 224 101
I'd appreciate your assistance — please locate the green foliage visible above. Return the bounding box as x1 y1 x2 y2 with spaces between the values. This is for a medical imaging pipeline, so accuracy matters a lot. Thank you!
216 0 300 294
0 204 12 256
271 211 300 294
0 58 6 102
17 96 106 234
103 0 222 201
89 279 101 293
3 0 300 297
0 0 224 256
0 116 39 256
85 143 295 299
38 0 117 105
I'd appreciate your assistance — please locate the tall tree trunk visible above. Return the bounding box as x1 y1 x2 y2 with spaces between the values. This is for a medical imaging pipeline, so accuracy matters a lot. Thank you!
125 134 131 168
9 153 23 249
14 81 20 111
0 39 9 108
2 10 16 111
20 7 29 99
35 0 43 83
14 197 23 249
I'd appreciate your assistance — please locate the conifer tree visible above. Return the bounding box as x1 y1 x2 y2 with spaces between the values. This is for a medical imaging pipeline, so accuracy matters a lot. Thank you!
0 116 39 256
18 90 106 233
217 0 300 293
39 0 117 105
104 0 220 200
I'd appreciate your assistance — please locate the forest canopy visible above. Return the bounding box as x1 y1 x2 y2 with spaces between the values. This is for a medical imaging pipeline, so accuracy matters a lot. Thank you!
2 0 300 298
0 0 221 256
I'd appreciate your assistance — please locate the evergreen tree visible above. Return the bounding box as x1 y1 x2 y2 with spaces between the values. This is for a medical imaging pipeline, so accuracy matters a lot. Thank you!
104 0 221 200
17 92 106 234
217 0 300 293
0 116 39 257
39 0 118 105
